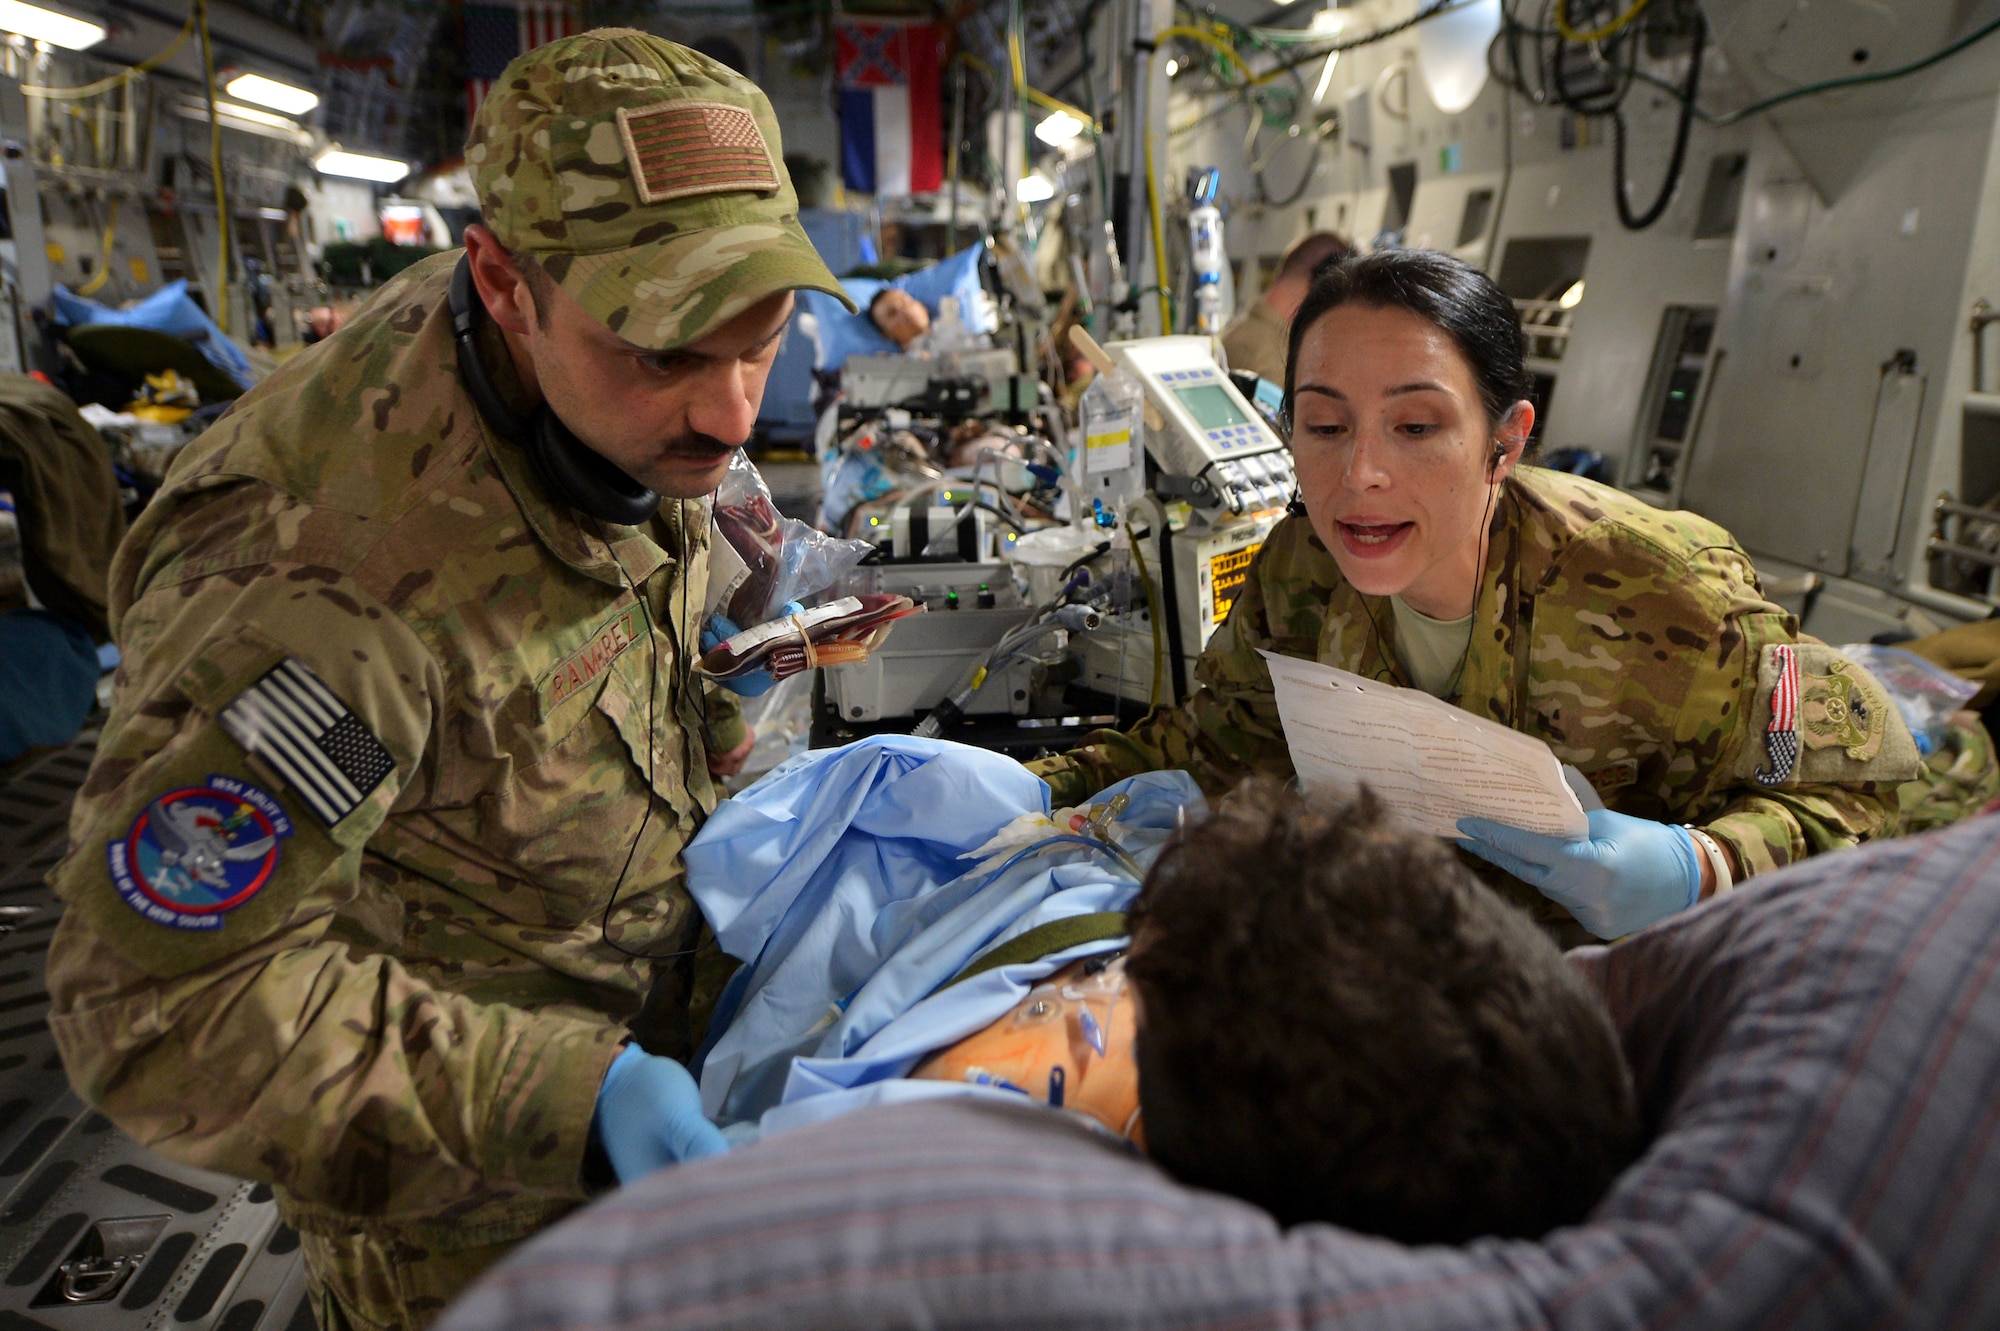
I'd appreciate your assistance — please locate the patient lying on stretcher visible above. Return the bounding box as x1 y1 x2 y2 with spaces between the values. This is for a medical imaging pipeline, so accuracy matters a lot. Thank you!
687 740 1637 1240
899 783 1641 1240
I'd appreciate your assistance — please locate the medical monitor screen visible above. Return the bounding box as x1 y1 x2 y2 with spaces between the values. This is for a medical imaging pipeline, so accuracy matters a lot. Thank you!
1173 383 1249 431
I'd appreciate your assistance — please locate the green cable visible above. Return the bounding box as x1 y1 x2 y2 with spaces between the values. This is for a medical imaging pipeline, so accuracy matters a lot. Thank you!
1631 13 2000 126
1129 285 1178 325
1248 0 1467 50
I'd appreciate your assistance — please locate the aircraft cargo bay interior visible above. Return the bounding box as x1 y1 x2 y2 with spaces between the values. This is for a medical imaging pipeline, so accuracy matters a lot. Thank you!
5 2 2000 1328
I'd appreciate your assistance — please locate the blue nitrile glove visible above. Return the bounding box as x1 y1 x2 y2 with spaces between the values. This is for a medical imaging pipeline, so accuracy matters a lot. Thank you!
1456 807 1702 940
591 1044 729 1184
701 597 802 698
700 614 776 696
701 601 808 697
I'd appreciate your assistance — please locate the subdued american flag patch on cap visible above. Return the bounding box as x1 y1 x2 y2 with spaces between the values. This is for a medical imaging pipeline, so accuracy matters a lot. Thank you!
616 100 780 205
219 658 395 827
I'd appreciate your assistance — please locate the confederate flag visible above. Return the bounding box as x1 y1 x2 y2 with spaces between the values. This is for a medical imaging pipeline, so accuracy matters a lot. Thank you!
835 21 945 197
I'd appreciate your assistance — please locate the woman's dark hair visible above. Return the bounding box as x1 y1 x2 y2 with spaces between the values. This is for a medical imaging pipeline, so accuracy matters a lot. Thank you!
1283 248 1532 432
1127 781 1642 1242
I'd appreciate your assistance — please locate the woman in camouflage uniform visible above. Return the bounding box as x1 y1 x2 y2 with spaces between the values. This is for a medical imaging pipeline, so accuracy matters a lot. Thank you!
1033 250 1917 944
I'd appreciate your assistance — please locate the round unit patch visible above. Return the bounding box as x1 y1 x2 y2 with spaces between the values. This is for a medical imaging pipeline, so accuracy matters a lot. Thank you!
107 775 293 931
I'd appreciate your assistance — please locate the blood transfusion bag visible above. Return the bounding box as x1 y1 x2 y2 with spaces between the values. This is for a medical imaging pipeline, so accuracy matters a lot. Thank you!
911 954 1142 1143
695 593 921 681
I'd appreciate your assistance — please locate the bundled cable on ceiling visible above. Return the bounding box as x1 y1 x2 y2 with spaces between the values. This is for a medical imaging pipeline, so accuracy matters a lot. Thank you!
1491 0 2000 230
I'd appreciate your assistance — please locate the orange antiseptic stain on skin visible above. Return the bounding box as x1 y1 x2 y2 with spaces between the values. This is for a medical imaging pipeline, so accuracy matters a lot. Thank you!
911 956 1143 1145
543 606 644 710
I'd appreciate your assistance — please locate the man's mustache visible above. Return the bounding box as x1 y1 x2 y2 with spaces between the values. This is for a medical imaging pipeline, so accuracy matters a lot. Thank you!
660 433 737 459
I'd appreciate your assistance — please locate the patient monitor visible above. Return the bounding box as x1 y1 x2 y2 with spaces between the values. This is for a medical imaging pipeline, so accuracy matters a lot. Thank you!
1108 336 1294 516
1069 336 1290 705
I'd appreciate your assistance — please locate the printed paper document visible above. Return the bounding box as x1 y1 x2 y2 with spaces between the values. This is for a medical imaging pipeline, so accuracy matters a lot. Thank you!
1259 651 1589 839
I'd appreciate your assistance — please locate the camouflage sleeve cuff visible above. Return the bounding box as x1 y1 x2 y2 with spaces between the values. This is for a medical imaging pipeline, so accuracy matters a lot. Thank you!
1024 754 1092 807
1702 779 1903 886
702 685 747 755
482 1013 628 1195
1701 813 1799 882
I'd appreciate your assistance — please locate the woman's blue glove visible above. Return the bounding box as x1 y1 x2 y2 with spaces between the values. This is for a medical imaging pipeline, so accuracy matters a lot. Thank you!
699 601 805 698
591 1044 729 1184
1455 808 1701 940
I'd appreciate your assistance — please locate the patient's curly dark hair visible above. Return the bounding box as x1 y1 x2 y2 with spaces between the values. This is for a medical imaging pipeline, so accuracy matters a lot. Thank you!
1126 783 1641 1242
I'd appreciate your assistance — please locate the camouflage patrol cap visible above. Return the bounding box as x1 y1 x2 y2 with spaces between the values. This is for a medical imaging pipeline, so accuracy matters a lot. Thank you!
466 29 855 350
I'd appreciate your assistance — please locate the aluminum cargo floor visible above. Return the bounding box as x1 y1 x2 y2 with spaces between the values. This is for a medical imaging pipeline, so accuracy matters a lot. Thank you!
0 734 309 1331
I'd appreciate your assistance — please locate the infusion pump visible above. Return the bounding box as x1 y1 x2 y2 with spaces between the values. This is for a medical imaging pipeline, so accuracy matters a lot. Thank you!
1107 336 1294 514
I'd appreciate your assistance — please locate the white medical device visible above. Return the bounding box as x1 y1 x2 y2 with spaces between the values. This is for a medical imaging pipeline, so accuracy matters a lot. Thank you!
1106 335 1294 515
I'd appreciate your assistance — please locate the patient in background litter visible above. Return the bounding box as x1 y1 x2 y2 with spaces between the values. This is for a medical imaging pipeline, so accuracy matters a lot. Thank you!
914 782 1642 1242
869 287 931 350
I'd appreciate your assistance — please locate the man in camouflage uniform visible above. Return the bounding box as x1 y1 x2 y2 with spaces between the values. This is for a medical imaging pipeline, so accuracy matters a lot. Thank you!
1032 467 1919 944
1218 232 1353 384
44 32 851 1329
0 372 126 761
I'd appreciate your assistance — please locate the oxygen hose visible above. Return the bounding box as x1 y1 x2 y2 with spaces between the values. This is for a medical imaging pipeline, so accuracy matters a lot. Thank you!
195 0 229 334
1141 113 1171 333
21 4 195 99
75 209 116 297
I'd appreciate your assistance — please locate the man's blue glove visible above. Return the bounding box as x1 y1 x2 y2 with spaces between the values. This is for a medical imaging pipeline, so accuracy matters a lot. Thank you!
591 1044 728 1184
699 601 805 698
1456 807 1701 940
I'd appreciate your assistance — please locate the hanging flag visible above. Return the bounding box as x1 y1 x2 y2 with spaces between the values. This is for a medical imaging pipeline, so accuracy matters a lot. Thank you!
465 2 580 124
835 20 944 197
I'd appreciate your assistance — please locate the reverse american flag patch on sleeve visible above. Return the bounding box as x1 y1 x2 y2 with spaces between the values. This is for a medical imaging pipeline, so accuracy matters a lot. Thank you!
218 658 395 827
616 100 779 204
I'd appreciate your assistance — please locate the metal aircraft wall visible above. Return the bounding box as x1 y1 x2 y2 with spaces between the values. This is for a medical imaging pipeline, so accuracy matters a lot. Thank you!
1688 0 2000 639
1165 0 1750 474
1163 0 2000 638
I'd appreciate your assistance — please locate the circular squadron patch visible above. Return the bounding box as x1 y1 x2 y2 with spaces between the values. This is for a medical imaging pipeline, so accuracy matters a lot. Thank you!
107 775 293 930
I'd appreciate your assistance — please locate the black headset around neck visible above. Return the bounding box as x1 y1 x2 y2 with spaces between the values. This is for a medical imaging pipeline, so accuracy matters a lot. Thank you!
448 254 663 527
450 253 710 964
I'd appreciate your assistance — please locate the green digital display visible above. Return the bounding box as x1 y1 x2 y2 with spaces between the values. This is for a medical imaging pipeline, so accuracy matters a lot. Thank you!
1173 382 1250 430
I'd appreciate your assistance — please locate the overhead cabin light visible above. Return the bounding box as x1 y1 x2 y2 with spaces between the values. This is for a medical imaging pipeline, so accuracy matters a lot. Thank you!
206 99 298 131
1034 110 1083 147
1417 0 1500 113
1015 174 1056 203
0 0 103 50
172 94 312 143
1559 279 1585 310
314 148 411 184
225 72 320 116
